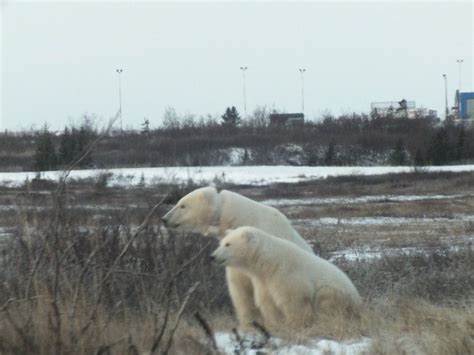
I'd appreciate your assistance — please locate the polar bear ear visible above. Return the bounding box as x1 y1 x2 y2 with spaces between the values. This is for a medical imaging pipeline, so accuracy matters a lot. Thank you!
243 230 257 244
200 187 218 205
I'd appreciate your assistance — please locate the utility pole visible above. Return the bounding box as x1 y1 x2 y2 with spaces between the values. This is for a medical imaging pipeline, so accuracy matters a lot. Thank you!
443 74 449 120
457 59 464 92
116 69 123 132
240 66 248 118
299 68 306 113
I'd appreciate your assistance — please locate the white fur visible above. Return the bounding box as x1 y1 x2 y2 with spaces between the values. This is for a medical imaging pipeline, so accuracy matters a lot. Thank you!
212 227 361 329
163 187 313 329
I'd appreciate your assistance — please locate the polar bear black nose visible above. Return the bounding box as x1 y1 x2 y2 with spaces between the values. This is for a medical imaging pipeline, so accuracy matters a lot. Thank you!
209 255 216 262
162 217 168 225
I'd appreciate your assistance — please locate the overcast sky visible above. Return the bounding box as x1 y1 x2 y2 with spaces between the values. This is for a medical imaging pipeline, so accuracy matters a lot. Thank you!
1 0 472 131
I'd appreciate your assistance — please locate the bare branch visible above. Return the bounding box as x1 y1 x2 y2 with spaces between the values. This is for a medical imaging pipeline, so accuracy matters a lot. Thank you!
161 282 200 355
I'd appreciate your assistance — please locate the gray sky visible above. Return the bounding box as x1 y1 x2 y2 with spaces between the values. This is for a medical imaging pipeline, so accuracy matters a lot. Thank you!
1 0 472 131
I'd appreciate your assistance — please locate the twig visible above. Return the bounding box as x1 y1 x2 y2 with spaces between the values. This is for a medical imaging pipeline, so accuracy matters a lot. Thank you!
24 112 119 302
252 320 271 345
161 282 200 355
231 328 244 354
150 288 173 354
79 195 168 337
194 312 217 351
95 336 128 355
158 240 213 305
0 296 43 313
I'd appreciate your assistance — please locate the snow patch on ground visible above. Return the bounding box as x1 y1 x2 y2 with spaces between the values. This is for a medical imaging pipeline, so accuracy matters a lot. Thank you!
263 193 472 207
1 165 474 187
328 242 474 262
294 215 474 226
214 332 371 355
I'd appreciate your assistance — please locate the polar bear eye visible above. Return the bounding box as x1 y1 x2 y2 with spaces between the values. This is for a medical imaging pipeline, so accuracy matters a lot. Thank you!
180 204 185 209
225 243 230 247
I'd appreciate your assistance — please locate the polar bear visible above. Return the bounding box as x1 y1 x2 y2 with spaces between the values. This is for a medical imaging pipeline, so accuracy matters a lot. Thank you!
162 186 313 330
211 226 361 330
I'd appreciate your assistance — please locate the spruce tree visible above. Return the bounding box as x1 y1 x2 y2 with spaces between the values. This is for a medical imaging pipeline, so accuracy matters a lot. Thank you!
427 128 451 165
59 127 76 165
389 138 407 166
221 106 241 127
141 118 150 135
34 125 57 172
324 139 336 166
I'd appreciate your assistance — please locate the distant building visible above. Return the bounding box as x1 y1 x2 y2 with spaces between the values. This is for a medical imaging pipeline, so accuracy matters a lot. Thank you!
454 91 474 120
270 113 304 126
269 113 304 126
371 99 437 119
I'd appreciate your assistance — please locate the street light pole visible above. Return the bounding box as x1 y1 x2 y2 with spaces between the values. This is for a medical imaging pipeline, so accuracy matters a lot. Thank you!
116 69 123 132
443 74 448 120
457 59 464 92
240 66 248 118
299 68 306 113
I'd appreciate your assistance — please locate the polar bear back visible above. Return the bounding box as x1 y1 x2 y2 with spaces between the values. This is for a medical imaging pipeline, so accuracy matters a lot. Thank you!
219 190 313 253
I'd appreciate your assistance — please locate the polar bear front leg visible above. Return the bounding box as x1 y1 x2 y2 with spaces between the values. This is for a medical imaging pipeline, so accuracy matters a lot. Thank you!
252 280 284 330
226 267 262 331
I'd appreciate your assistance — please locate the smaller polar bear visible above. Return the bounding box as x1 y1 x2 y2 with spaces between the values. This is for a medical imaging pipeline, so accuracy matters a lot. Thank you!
211 226 361 330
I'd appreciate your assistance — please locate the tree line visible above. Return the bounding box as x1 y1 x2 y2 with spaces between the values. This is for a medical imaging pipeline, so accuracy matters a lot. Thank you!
1 106 473 172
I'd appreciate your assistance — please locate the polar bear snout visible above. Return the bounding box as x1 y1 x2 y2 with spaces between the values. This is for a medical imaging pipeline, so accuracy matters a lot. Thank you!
210 249 228 266
162 209 181 229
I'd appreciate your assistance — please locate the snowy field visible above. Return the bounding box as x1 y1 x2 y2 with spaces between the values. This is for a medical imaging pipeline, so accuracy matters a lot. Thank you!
214 332 372 355
2 164 474 187
0 168 473 353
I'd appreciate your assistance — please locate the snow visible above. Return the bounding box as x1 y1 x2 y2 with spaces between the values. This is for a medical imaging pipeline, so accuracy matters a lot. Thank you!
1 164 474 187
294 215 474 226
327 242 474 262
263 193 472 207
214 332 371 355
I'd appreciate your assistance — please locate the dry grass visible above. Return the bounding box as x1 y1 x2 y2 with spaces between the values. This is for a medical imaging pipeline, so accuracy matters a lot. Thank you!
1 172 474 354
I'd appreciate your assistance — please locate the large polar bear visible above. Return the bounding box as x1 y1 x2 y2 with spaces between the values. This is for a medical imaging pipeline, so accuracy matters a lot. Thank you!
211 226 361 329
162 186 313 330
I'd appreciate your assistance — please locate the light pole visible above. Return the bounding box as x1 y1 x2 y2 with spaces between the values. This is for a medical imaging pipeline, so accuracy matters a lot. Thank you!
240 66 248 118
299 68 306 113
443 74 448 120
116 69 123 132
457 59 464 92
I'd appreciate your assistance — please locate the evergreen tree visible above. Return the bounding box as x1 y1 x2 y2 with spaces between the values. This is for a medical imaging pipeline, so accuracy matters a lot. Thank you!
141 118 150 135
59 127 76 165
413 148 425 167
76 125 92 167
221 106 241 127
242 148 250 164
389 138 407 165
456 126 466 161
34 125 57 172
324 139 336 166
427 127 452 165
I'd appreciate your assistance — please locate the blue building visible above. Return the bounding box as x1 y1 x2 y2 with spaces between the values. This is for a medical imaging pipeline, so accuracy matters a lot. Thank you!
455 91 474 119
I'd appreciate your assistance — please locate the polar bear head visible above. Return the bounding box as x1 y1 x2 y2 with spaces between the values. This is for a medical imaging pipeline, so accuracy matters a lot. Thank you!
162 186 220 235
210 227 258 268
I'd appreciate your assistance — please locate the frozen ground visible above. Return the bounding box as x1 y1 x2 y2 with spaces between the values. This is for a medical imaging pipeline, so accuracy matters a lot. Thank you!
262 193 473 207
295 215 474 226
2 164 474 187
214 332 371 355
